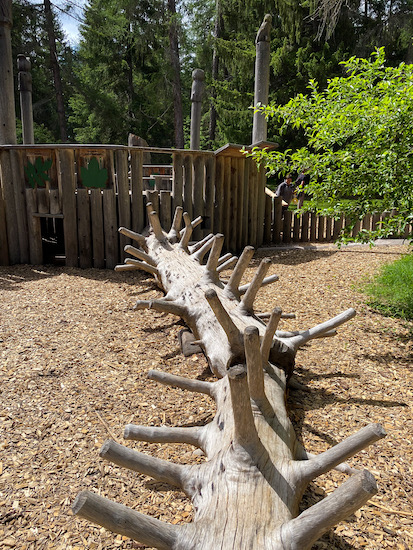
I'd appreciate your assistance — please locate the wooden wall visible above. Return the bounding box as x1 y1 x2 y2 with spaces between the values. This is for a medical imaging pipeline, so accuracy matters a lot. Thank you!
0 144 410 268
0 144 268 268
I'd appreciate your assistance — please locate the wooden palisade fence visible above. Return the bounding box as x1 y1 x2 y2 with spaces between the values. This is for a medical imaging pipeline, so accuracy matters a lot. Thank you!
0 143 410 268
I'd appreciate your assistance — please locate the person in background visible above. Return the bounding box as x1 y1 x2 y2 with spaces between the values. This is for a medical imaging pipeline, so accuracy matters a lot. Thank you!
275 174 294 214
295 168 310 209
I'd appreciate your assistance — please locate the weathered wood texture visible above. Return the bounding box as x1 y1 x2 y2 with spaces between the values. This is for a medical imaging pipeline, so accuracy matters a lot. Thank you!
73 209 386 549
0 144 411 266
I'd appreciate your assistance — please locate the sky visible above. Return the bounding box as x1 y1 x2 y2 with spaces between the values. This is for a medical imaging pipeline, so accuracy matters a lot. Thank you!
53 0 85 45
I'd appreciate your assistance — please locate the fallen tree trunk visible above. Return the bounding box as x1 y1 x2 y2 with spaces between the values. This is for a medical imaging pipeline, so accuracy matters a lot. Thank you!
72 205 386 549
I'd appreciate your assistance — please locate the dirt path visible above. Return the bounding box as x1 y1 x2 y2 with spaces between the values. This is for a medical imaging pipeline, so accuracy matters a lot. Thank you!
0 243 412 550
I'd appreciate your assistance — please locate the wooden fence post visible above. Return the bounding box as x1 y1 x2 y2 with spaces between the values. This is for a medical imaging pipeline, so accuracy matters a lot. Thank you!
77 188 92 269
264 193 272 243
318 216 325 242
0 150 19 263
116 149 131 261
273 196 282 243
90 189 105 268
293 212 300 242
283 210 292 243
130 149 144 233
213 156 223 235
10 149 29 262
183 154 193 219
25 188 42 264
58 149 78 267
204 154 215 236
102 188 118 269
160 190 172 231
192 154 204 240
301 211 309 242
172 152 183 211
229 157 239 251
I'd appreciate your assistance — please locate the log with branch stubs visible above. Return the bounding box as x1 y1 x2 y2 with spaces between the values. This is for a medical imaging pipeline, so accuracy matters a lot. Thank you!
72 204 386 549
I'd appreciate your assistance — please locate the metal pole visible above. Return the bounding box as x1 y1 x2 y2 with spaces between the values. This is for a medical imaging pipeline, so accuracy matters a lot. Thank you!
18 54 34 144
252 14 271 146
190 68 205 150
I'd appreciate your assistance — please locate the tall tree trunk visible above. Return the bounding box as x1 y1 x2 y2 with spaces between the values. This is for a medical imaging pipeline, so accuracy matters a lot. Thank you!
168 0 184 149
43 0 67 142
208 0 222 148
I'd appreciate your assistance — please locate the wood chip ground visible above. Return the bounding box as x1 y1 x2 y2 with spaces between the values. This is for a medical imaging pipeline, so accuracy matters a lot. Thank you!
0 243 412 550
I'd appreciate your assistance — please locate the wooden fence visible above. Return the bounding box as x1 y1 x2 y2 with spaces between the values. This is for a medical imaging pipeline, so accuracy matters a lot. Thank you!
0 143 267 268
0 143 410 269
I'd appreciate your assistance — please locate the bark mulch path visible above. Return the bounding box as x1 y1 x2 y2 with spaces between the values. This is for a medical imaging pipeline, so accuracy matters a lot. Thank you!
0 243 412 550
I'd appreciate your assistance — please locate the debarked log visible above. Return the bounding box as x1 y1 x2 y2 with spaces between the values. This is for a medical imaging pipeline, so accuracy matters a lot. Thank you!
72 207 386 549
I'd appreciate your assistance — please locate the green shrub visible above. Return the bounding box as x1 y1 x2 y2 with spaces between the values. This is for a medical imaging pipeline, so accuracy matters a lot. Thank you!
363 253 413 320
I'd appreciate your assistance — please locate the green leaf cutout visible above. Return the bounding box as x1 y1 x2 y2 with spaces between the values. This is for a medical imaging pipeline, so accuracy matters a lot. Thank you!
80 157 108 188
25 157 52 188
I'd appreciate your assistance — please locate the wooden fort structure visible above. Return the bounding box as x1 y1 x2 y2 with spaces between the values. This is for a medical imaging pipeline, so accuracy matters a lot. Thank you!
0 142 410 268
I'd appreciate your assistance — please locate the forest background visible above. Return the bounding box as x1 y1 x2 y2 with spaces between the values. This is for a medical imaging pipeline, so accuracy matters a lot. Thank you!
10 0 413 152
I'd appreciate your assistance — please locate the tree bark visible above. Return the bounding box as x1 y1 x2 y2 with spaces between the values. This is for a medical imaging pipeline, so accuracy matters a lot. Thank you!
73 206 386 549
43 0 67 142
167 0 184 149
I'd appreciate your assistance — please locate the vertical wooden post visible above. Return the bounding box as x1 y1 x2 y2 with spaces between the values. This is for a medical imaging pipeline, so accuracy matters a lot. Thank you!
0 150 19 262
318 215 326 242
282 210 292 243
204 154 215 235
273 196 282 243
17 55 34 144
301 211 309 242
214 155 224 234
102 189 118 269
192 154 204 240
229 157 238 251
90 189 105 269
264 193 272 243
130 149 144 233
25 188 42 264
160 190 172 231
183 154 193 219
172 152 183 211
0 196 9 264
241 158 250 247
10 149 29 262
325 216 332 242
333 215 343 241
0 0 17 145
309 212 317 242
58 148 78 267
256 164 266 246
223 156 232 248
293 212 300 242
236 158 245 249
190 69 205 150
77 188 92 268
115 149 131 260
252 15 271 145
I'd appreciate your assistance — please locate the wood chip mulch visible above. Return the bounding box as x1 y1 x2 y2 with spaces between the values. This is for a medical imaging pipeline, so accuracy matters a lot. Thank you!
0 243 412 550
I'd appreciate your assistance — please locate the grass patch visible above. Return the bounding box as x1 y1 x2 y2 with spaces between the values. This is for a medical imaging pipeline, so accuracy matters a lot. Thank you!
363 253 413 320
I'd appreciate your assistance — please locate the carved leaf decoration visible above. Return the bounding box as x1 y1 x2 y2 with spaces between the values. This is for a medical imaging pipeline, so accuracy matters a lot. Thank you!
25 157 52 188
80 157 108 188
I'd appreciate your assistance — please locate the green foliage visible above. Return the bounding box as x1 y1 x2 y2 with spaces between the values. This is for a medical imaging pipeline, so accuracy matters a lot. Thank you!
12 0 76 141
25 157 52 188
250 48 413 241
363 252 413 319
80 157 108 188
